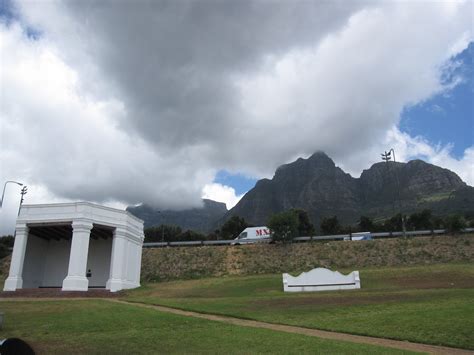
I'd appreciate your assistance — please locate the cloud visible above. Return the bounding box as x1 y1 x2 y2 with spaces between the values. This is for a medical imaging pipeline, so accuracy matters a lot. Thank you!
336 126 474 187
1 0 472 225
384 128 474 186
428 104 446 114
0 23 213 210
202 183 243 209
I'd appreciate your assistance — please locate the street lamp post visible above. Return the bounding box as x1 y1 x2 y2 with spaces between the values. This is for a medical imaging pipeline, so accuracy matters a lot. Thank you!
381 149 406 238
18 186 28 216
0 181 23 208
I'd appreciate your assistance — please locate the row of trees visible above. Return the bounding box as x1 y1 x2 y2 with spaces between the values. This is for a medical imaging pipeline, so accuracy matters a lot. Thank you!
357 210 471 234
1 207 469 257
144 215 251 243
142 208 471 243
268 209 472 243
1 208 471 248
0 235 14 259
321 210 471 236
144 225 207 243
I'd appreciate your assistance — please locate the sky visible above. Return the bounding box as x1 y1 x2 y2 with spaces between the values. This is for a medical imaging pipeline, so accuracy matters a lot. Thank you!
0 0 473 235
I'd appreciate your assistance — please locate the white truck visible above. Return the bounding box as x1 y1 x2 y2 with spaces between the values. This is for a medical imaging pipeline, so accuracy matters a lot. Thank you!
233 226 272 245
347 232 373 241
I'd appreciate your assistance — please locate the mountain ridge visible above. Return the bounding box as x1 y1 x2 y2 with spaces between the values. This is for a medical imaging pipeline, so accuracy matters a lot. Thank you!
128 152 472 232
223 152 471 229
127 199 227 233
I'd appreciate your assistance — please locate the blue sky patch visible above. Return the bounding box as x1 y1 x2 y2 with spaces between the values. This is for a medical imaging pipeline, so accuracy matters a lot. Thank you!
214 170 257 195
0 0 42 40
0 0 16 24
400 42 473 159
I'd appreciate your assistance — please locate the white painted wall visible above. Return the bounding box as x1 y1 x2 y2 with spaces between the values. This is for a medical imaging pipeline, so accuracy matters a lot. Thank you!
126 241 134 282
42 239 72 287
87 237 113 287
23 231 114 289
22 235 47 288
121 240 142 289
133 242 142 283
22 236 72 288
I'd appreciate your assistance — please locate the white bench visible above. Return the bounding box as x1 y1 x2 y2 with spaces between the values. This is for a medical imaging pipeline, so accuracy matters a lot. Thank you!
283 268 360 292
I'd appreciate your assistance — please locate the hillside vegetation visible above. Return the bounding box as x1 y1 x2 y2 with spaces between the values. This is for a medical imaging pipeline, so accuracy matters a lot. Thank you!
141 234 474 281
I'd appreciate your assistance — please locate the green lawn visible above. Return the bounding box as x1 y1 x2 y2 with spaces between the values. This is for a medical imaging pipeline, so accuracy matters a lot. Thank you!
125 263 474 350
0 300 415 354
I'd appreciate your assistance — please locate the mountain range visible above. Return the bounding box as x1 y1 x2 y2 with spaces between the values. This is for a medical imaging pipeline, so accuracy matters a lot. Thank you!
128 152 474 232
127 199 227 233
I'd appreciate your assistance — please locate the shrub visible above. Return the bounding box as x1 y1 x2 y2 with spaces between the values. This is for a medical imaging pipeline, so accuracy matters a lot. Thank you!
178 230 207 241
268 211 299 243
291 209 315 236
358 216 374 231
144 225 182 242
320 216 340 235
407 209 433 230
445 214 466 234
0 235 14 259
220 216 250 240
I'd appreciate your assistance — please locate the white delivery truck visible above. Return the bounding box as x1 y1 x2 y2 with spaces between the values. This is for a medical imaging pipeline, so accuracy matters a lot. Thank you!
232 226 272 245
350 232 373 241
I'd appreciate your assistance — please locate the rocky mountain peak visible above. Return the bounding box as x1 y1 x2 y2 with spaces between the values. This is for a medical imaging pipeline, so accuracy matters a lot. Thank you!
274 151 336 179
225 152 471 229
129 152 472 233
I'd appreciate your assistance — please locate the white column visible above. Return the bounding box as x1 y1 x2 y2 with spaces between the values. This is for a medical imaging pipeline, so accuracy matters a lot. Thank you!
106 228 128 292
62 220 93 291
3 224 29 291
135 239 143 287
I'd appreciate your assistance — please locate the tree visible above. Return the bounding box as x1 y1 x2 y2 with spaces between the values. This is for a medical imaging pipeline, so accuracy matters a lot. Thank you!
220 216 249 240
206 229 221 240
383 213 404 232
291 209 315 236
0 235 14 259
444 214 466 234
144 225 182 243
320 216 340 235
177 230 207 241
407 209 433 230
358 216 374 231
268 211 299 243
432 216 444 229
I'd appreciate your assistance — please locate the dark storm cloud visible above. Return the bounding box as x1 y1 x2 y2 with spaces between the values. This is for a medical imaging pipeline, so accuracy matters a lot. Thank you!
35 0 362 148
0 0 471 216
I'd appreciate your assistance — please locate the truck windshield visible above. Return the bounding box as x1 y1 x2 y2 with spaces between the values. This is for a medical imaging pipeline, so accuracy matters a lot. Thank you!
238 232 247 239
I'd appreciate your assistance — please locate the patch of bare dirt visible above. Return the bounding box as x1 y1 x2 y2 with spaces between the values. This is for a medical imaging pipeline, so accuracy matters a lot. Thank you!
225 246 243 275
